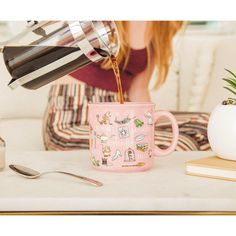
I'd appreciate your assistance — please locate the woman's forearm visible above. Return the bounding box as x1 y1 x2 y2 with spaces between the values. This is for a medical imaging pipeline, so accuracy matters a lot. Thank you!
128 84 151 102
128 71 151 102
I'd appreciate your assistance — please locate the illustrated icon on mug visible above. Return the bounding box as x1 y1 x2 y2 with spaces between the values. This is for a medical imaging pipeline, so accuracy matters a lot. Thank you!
88 102 179 172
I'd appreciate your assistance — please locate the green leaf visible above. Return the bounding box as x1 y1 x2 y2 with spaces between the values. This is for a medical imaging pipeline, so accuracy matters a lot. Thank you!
228 97 236 101
223 78 236 88
222 77 236 84
225 68 236 79
223 86 236 96
229 84 236 90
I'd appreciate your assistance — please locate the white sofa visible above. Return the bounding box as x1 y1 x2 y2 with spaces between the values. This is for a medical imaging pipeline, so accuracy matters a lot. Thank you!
151 34 236 112
1 34 236 151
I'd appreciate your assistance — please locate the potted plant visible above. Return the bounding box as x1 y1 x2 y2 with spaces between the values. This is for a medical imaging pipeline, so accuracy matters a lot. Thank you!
208 69 236 160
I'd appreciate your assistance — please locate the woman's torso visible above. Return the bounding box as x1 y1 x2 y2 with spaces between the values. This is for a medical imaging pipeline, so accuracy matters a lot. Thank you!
69 48 148 92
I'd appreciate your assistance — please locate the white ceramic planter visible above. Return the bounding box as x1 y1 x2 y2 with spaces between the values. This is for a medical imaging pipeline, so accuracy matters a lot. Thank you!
208 104 236 161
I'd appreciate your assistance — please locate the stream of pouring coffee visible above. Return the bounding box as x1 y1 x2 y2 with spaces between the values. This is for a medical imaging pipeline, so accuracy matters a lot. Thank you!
110 55 125 104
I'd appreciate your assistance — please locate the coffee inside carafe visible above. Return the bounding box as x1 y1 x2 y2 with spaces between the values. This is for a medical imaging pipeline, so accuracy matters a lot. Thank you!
3 45 100 89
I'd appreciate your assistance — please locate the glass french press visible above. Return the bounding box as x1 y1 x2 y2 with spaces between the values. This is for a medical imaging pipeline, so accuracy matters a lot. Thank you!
0 21 120 89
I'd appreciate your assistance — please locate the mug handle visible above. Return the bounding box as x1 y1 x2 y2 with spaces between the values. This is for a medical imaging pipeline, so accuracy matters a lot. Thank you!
154 111 179 156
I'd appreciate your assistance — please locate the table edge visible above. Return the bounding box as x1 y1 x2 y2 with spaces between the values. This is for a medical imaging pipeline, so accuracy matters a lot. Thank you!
1 211 236 215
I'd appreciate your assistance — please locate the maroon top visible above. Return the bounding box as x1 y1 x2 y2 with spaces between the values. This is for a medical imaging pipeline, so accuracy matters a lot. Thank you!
69 48 148 92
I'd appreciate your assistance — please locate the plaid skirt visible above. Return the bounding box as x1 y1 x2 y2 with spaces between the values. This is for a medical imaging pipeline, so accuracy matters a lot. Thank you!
43 79 211 151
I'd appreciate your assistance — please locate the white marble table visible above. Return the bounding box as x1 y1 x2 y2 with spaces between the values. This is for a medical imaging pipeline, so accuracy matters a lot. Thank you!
0 150 236 214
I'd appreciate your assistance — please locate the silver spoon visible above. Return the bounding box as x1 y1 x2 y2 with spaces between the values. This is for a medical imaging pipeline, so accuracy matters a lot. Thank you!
9 164 103 187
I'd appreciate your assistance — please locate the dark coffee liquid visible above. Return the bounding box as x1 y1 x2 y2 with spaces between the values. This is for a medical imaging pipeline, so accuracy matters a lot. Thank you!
94 48 125 104
110 55 124 104
3 46 91 89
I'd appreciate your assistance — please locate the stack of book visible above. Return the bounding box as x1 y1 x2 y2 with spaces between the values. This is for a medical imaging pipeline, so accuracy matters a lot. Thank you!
186 156 236 181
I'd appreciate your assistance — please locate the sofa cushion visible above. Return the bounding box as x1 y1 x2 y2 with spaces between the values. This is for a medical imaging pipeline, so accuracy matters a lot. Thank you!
0 54 50 119
202 36 236 111
0 119 44 151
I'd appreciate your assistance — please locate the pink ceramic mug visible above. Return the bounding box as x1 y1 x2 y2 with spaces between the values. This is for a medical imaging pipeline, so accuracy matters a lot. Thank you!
88 102 179 172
